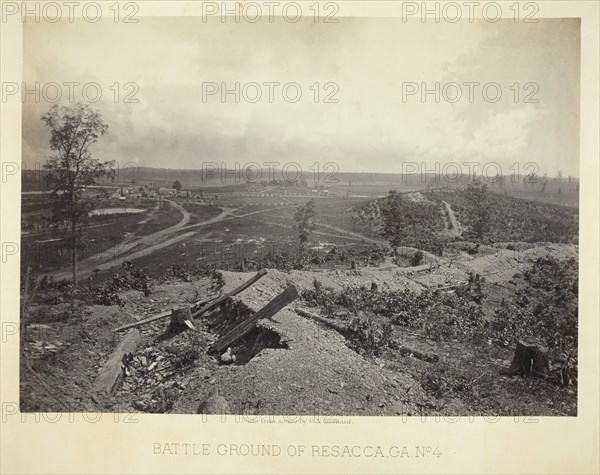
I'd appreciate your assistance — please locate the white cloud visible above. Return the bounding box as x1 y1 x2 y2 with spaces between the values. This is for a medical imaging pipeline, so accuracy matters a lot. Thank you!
22 18 579 176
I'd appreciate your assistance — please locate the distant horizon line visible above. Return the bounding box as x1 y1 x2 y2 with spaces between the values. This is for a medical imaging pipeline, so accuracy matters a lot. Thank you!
19 163 581 179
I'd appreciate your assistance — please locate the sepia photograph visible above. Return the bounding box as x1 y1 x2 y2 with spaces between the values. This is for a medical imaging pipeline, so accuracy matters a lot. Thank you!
2 2 598 474
18 13 581 417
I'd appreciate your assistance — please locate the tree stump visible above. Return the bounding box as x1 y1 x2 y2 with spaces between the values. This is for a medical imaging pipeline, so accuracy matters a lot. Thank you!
504 340 550 378
166 307 193 336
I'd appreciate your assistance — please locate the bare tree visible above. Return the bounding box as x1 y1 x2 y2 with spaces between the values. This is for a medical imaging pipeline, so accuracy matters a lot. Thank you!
42 103 114 285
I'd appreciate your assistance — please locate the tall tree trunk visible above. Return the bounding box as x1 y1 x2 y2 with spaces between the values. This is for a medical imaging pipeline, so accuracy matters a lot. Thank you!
72 221 77 286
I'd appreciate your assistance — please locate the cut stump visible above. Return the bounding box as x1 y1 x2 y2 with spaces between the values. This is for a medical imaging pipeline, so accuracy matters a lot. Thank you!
166 307 194 335
504 340 550 378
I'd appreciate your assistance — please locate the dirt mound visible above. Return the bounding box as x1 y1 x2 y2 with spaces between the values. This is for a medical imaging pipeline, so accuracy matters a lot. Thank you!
174 269 431 415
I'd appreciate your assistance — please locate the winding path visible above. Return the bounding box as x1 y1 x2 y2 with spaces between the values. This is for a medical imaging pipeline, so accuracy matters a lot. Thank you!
46 199 189 281
441 200 462 236
45 202 295 281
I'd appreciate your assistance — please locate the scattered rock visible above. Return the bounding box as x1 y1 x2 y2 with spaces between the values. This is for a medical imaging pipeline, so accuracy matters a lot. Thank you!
198 391 230 414
220 348 234 365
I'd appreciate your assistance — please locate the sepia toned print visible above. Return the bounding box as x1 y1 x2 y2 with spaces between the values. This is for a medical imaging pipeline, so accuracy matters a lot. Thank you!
16 15 582 418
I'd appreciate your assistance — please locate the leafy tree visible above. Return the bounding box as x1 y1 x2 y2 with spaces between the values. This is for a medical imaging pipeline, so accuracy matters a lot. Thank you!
172 180 182 191
465 180 491 240
293 199 317 245
380 190 405 254
42 103 114 285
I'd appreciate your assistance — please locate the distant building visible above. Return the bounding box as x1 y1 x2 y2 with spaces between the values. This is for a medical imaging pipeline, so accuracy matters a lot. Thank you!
158 187 177 196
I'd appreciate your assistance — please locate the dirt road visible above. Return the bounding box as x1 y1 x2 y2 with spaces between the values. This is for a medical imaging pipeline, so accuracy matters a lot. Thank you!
442 200 462 236
45 203 295 281
46 199 190 281
316 222 384 245
239 215 375 244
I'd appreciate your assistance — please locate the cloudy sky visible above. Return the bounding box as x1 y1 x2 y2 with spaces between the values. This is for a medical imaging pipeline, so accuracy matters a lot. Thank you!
22 17 580 176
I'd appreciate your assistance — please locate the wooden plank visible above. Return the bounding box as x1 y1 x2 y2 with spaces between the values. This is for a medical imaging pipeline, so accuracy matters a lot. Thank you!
113 310 171 333
92 329 141 400
209 284 299 353
113 294 219 332
191 269 268 319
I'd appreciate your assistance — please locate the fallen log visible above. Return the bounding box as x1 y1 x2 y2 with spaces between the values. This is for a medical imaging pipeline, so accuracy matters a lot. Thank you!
113 294 219 332
295 307 349 334
209 284 299 354
192 269 268 319
295 307 439 363
92 329 141 401
430 281 468 292
395 346 439 363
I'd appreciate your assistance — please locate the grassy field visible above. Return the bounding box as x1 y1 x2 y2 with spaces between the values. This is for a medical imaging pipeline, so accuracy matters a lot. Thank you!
21 214 145 273
21 198 174 274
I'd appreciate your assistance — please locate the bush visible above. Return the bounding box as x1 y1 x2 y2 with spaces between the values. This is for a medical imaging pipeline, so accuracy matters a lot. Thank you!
90 261 153 306
490 256 578 354
301 273 486 343
347 315 394 356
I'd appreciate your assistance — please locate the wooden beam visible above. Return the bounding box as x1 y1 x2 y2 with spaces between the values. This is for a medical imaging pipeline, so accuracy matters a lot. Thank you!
191 269 268 319
113 294 219 332
209 284 299 353
92 329 141 400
